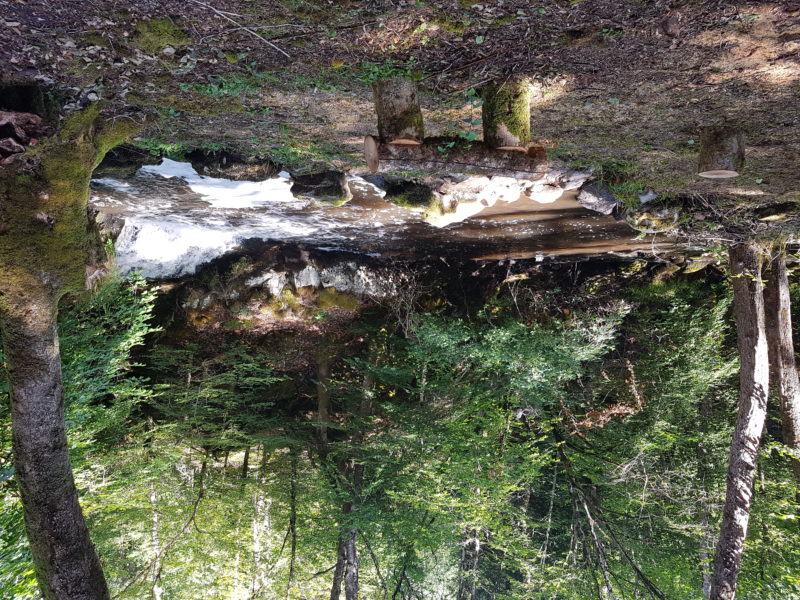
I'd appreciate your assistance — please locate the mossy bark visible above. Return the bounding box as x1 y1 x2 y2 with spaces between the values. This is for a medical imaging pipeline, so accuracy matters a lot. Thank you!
480 80 531 149
372 78 425 142
0 103 140 600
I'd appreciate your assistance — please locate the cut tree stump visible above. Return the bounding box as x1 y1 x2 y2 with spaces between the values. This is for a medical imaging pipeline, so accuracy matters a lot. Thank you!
372 77 424 143
698 125 744 179
480 79 531 149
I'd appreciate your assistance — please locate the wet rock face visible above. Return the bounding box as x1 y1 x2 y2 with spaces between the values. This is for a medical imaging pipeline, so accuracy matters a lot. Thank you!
174 245 408 332
290 171 352 203
186 148 278 181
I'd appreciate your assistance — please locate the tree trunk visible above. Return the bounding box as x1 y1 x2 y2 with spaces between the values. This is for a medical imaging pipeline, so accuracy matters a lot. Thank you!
317 350 331 452
697 393 715 599
286 449 298 598
330 537 347 600
150 486 163 600
1 284 110 600
456 529 481 600
480 80 531 149
698 125 745 178
372 78 424 143
0 102 139 600
241 445 251 480
763 249 800 489
343 527 359 600
710 243 770 600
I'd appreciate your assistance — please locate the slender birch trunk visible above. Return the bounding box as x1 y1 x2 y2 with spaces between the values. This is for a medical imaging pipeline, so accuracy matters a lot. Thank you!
710 243 770 600
763 249 800 489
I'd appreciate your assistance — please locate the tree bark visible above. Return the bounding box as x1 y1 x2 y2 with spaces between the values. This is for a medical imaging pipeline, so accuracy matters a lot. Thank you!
456 529 481 600
0 103 139 600
1 284 110 600
343 526 359 600
480 80 531 149
697 393 715 599
763 249 800 489
286 449 298 598
330 537 347 600
710 243 770 600
698 125 745 178
317 350 331 452
372 78 424 143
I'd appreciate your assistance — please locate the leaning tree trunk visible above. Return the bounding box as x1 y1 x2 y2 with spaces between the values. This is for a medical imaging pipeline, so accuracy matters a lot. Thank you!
763 249 800 490
480 79 531 149
698 125 745 178
0 100 139 599
372 77 425 143
2 282 110 600
710 243 770 600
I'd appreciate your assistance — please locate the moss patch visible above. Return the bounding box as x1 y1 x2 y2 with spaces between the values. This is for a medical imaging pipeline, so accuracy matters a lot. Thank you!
132 19 190 53
480 80 531 148
127 92 244 116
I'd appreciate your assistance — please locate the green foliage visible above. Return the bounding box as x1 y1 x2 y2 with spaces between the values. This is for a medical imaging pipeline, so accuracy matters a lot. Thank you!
3 269 800 599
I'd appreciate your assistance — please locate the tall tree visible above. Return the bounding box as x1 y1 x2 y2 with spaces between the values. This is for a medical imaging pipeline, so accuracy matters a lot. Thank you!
763 247 800 488
710 243 770 600
0 101 138 599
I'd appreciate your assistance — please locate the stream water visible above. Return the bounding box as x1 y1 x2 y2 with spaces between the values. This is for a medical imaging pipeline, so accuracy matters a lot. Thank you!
91 159 674 279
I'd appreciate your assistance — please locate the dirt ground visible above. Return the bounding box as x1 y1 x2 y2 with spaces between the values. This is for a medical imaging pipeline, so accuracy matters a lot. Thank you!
1 1 799 228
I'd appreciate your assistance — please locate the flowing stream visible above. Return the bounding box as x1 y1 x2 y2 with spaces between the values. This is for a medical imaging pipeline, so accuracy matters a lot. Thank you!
91 159 674 279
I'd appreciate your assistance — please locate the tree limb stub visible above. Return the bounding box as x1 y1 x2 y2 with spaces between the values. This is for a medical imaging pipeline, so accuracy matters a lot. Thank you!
698 125 744 179
372 77 425 144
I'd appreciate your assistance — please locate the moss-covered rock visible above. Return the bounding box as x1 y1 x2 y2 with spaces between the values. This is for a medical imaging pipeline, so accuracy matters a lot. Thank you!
625 206 681 234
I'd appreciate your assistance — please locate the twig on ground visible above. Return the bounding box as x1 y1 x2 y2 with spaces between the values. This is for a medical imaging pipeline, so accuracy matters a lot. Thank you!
187 0 291 59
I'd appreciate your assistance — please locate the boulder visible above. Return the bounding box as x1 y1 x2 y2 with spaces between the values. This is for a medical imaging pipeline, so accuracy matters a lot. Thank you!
577 183 617 215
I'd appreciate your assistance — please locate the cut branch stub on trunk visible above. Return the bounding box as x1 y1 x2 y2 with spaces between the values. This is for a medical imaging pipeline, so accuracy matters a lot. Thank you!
480 79 531 149
371 77 424 144
698 125 744 179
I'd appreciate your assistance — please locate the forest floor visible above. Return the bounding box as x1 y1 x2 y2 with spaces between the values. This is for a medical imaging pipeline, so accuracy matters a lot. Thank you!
2 0 800 235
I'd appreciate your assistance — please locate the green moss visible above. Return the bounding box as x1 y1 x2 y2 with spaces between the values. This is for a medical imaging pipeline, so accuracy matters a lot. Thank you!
132 19 190 53
480 81 531 147
0 105 141 299
432 15 472 34
316 288 360 311
127 92 244 116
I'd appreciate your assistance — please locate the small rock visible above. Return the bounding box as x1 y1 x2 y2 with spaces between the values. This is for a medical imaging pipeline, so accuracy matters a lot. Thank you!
577 183 617 215
638 187 658 203
162 46 176 56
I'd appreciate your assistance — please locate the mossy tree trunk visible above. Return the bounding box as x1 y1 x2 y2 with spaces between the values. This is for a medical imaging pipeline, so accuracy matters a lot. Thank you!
371 78 425 143
0 102 139 600
710 243 770 600
480 80 531 149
